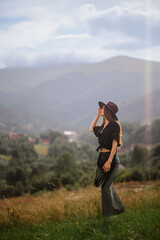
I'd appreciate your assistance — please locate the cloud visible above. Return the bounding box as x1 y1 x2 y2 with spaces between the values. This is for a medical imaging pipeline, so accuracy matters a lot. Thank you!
0 0 160 68
76 4 160 44
0 21 55 49
53 34 90 40
0 49 90 68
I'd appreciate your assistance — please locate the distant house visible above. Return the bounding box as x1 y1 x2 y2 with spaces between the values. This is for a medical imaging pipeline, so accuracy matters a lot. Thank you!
131 143 151 150
11 133 20 138
64 131 78 142
28 137 36 144
40 138 50 145
117 148 126 153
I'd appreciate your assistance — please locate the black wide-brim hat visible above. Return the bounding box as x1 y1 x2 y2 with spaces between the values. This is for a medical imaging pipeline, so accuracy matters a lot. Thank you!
98 101 118 120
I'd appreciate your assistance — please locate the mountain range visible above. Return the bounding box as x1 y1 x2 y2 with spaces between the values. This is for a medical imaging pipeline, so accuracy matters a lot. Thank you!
0 56 160 133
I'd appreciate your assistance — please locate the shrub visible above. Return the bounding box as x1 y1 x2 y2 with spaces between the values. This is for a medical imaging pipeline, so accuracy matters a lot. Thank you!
131 145 149 167
60 173 75 186
0 183 15 198
115 169 133 182
151 144 160 157
150 156 160 167
14 181 24 196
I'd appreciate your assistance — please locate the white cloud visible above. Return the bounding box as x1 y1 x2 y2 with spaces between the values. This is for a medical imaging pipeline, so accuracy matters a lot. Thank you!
53 34 90 40
75 4 98 21
75 3 160 49
76 3 160 23
0 21 56 48
0 11 74 49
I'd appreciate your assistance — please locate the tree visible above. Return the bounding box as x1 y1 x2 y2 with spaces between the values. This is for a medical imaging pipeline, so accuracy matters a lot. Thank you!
78 130 99 147
130 145 149 167
129 125 151 146
151 144 160 157
60 173 75 185
20 143 38 159
151 119 160 144
15 167 26 185
6 169 16 185
40 129 67 144
30 166 40 177
121 122 138 147
48 137 76 158
11 149 22 159
54 151 76 178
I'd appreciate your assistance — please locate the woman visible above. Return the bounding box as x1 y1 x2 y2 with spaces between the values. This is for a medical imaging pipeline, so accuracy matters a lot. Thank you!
89 101 125 217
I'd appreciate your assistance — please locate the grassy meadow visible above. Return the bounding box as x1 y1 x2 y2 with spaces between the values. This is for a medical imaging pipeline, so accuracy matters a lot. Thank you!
34 144 49 155
0 155 11 161
0 180 160 240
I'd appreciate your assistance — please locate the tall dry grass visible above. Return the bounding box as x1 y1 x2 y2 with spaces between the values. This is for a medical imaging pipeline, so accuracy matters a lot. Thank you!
0 181 159 226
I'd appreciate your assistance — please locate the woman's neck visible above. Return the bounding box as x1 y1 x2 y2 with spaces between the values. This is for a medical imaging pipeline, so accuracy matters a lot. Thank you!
104 119 109 125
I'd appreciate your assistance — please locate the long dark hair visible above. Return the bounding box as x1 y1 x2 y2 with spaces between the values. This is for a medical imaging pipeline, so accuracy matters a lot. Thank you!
103 107 123 146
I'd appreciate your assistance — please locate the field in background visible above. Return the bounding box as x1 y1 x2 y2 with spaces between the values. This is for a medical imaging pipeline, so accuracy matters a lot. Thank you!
0 154 11 161
34 144 49 155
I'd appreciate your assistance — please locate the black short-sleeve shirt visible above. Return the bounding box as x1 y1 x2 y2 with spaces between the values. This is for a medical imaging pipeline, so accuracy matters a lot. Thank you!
93 121 120 151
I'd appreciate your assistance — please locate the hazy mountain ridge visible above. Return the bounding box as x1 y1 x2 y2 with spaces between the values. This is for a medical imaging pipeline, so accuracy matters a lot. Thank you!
0 56 160 132
119 87 160 123
0 64 83 93
0 104 62 134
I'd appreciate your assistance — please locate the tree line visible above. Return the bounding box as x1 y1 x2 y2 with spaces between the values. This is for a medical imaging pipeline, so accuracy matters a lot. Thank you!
0 118 160 198
0 130 98 198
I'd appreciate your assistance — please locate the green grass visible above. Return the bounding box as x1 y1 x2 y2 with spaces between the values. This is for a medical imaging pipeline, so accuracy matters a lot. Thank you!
0 182 159 239
0 154 11 161
0 207 159 240
34 144 49 155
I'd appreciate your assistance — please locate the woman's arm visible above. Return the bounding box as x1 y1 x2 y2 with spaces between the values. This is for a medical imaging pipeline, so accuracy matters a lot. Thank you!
102 140 117 172
89 107 101 132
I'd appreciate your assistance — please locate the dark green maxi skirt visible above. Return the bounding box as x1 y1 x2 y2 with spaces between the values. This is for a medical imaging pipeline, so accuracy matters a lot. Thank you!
94 152 125 217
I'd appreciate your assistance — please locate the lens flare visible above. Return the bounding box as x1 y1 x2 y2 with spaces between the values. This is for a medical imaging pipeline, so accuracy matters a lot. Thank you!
144 62 152 123
144 0 152 144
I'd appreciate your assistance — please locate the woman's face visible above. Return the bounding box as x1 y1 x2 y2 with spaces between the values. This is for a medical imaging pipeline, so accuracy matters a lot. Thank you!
100 106 105 116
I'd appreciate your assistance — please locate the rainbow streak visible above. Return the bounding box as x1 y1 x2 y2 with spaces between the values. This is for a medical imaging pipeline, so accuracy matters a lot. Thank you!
144 61 152 124
144 0 152 144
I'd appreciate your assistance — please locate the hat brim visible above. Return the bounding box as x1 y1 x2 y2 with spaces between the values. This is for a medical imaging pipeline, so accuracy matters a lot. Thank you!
98 101 118 120
98 101 105 109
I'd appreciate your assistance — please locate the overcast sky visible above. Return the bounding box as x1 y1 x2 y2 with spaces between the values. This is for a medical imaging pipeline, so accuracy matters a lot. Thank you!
0 0 160 68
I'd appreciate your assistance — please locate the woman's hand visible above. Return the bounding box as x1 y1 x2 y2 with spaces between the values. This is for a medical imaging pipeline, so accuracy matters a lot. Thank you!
97 107 101 116
102 161 111 172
